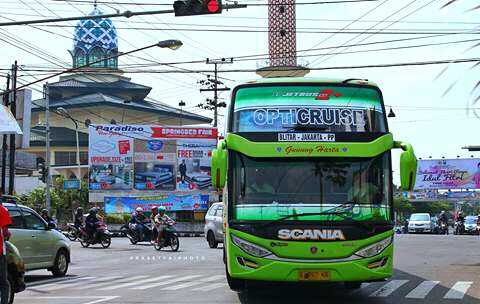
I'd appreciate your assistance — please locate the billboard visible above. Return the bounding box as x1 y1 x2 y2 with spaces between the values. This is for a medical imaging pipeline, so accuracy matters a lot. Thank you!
414 158 480 190
104 193 210 214
88 125 217 192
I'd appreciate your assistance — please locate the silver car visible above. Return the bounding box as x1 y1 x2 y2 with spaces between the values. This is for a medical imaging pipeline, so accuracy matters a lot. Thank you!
204 203 224 248
4 202 71 277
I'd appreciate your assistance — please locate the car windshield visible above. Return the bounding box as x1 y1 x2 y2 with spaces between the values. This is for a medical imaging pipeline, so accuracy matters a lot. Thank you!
231 151 391 222
410 214 429 221
465 217 477 224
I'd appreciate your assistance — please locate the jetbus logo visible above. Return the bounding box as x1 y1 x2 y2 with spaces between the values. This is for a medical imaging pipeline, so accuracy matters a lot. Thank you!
277 229 346 241
316 89 342 101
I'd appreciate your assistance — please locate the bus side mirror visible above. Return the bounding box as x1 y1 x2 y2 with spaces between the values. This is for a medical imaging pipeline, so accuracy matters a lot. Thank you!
394 141 417 191
212 140 227 190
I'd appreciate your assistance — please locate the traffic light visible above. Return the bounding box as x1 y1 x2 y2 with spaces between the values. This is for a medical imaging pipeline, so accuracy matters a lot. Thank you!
173 0 222 17
38 162 47 183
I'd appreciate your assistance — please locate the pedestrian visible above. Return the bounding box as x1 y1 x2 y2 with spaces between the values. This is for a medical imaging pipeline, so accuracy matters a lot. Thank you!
0 199 12 304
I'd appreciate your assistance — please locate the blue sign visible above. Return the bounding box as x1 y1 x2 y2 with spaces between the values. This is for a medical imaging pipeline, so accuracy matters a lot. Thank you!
64 179 80 190
104 194 210 214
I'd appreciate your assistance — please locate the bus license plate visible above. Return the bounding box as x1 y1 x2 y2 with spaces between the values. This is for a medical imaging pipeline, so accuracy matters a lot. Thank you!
298 270 331 281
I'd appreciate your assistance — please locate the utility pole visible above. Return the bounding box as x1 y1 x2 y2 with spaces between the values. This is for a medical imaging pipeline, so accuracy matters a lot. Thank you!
199 58 233 127
1 74 10 195
44 84 51 212
8 62 17 195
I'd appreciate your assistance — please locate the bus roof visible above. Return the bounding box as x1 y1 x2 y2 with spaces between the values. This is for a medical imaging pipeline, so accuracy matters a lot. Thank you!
243 77 379 88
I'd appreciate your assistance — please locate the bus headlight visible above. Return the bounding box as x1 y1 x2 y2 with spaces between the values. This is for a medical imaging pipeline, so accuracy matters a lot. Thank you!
231 235 272 258
354 237 392 258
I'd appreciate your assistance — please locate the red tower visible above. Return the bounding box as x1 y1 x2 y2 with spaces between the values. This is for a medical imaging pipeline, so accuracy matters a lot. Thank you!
257 0 308 77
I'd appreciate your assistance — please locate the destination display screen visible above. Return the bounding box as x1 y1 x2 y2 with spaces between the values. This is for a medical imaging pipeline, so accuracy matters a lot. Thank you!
232 85 386 134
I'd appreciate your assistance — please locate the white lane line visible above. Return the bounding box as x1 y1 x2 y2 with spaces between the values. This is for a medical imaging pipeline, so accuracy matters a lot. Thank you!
42 276 124 291
29 277 95 290
350 283 372 294
192 282 228 292
369 280 409 297
73 275 148 290
132 275 203 290
444 281 473 299
14 296 120 304
162 275 225 291
99 275 173 291
405 281 440 299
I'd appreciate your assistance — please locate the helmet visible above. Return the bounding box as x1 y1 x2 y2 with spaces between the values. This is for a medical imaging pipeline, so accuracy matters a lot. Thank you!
89 207 98 214
41 209 48 215
158 206 166 213
151 206 158 212
76 207 83 213
136 207 143 213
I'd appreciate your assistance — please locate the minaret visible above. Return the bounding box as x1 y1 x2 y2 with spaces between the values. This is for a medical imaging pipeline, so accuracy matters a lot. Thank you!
257 0 309 78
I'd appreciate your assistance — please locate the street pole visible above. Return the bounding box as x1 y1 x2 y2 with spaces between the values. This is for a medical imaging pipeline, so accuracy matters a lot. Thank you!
44 84 51 212
8 62 17 195
1 74 10 195
75 121 81 183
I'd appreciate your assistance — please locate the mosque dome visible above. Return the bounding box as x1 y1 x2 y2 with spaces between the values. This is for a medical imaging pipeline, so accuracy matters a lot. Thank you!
71 7 119 69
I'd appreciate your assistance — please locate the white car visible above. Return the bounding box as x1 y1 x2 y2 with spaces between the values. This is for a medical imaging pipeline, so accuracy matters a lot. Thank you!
408 213 433 234
204 203 224 248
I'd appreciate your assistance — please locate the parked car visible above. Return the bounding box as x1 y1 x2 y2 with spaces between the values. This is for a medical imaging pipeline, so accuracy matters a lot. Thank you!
204 203 224 248
408 213 434 233
464 216 479 235
4 200 71 277
6 241 26 304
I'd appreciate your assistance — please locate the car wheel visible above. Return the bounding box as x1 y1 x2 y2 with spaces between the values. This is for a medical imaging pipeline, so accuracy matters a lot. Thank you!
7 275 14 304
207 231 218 248
51 249 69 277
344 282 362 290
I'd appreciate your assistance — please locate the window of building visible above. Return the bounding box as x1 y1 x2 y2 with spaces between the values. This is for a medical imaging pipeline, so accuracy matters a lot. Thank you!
74 50 86 68
89 48 105 68
55 151 88 166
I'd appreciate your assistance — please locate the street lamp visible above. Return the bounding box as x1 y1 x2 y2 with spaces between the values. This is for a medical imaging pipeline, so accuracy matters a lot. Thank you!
56 107 81 184
157 39 183 50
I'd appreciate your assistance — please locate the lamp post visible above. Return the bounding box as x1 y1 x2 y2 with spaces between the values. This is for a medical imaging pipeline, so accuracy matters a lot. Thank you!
56 107 81 184
40 39 183 211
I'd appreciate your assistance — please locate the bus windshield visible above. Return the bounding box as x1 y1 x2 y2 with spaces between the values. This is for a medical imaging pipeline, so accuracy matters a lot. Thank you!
231 152 392 222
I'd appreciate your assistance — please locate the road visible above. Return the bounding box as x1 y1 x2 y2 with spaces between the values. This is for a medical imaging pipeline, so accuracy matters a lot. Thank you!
13 234 480 304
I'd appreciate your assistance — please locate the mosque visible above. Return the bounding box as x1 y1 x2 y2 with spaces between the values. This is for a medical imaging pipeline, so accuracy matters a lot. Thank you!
26 5 211 181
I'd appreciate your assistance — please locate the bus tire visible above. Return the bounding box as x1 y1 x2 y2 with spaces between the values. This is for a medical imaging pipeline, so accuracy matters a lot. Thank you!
226 266 246 292
344 282 362 290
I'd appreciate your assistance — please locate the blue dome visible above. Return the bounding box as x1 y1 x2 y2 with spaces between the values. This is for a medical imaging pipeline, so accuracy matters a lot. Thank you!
73 8 118 54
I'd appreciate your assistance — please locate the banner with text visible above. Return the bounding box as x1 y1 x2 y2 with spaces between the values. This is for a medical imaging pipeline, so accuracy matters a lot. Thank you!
89 125 217 192
414 158 480 190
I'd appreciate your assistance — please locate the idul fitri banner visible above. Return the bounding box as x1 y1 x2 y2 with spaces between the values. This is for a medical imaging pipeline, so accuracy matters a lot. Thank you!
414 158 480 190
88 125 217 192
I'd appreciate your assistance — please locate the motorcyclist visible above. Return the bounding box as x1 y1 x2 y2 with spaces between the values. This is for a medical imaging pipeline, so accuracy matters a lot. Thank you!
85 207 101 240
438 210 449 234
150 206 159 244
74 207 84 229
130 207 149 240
456 211 466 234
154 206 175 245
457 211 465 224
41 209 56 227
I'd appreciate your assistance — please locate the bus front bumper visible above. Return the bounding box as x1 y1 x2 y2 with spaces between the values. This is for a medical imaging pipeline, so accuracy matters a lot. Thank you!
227 241 393 283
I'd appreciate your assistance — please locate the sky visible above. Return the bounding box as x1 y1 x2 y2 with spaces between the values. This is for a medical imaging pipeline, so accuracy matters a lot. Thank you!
0 0 479 183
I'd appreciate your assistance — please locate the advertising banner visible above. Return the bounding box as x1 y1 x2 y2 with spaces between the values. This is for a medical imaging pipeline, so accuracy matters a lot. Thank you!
89 125 217 192
414 158 480 190
104 194 210 214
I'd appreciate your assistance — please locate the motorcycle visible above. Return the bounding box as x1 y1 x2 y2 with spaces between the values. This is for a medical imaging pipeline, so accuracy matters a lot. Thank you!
453 221 465 235
154 222 179 252
65 223 81 241
438 222 449 235
125 222 154 244
79 221 112 248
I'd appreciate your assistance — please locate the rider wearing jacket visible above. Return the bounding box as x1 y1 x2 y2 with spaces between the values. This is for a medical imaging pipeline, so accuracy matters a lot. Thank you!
85 208 101 240
74 207 84 229
154 206 174 244
150 206 159 243
131 207 149 240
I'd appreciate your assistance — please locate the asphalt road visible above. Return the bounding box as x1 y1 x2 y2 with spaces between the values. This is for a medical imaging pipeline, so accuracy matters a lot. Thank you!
13 233 480 304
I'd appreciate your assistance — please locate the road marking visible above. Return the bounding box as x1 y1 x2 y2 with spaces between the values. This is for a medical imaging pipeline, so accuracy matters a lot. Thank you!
29 276 95 290
132 275 203 290
161 275 225 291
192 282 228 292
14 296 120 304
43 276 125 291
405 281 440 299
73 275 149 290
369 280 408 297
99 275 173 291
444 281 473 299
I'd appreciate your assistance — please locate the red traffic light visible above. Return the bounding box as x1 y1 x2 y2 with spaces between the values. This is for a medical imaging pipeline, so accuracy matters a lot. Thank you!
206 0 220 13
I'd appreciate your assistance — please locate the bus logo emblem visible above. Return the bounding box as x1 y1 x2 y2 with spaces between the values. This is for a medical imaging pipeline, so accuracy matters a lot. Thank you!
278 229 346 241
310 246 318 254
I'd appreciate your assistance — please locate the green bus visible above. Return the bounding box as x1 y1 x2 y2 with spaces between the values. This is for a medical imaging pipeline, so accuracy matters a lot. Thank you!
212 78 417 291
